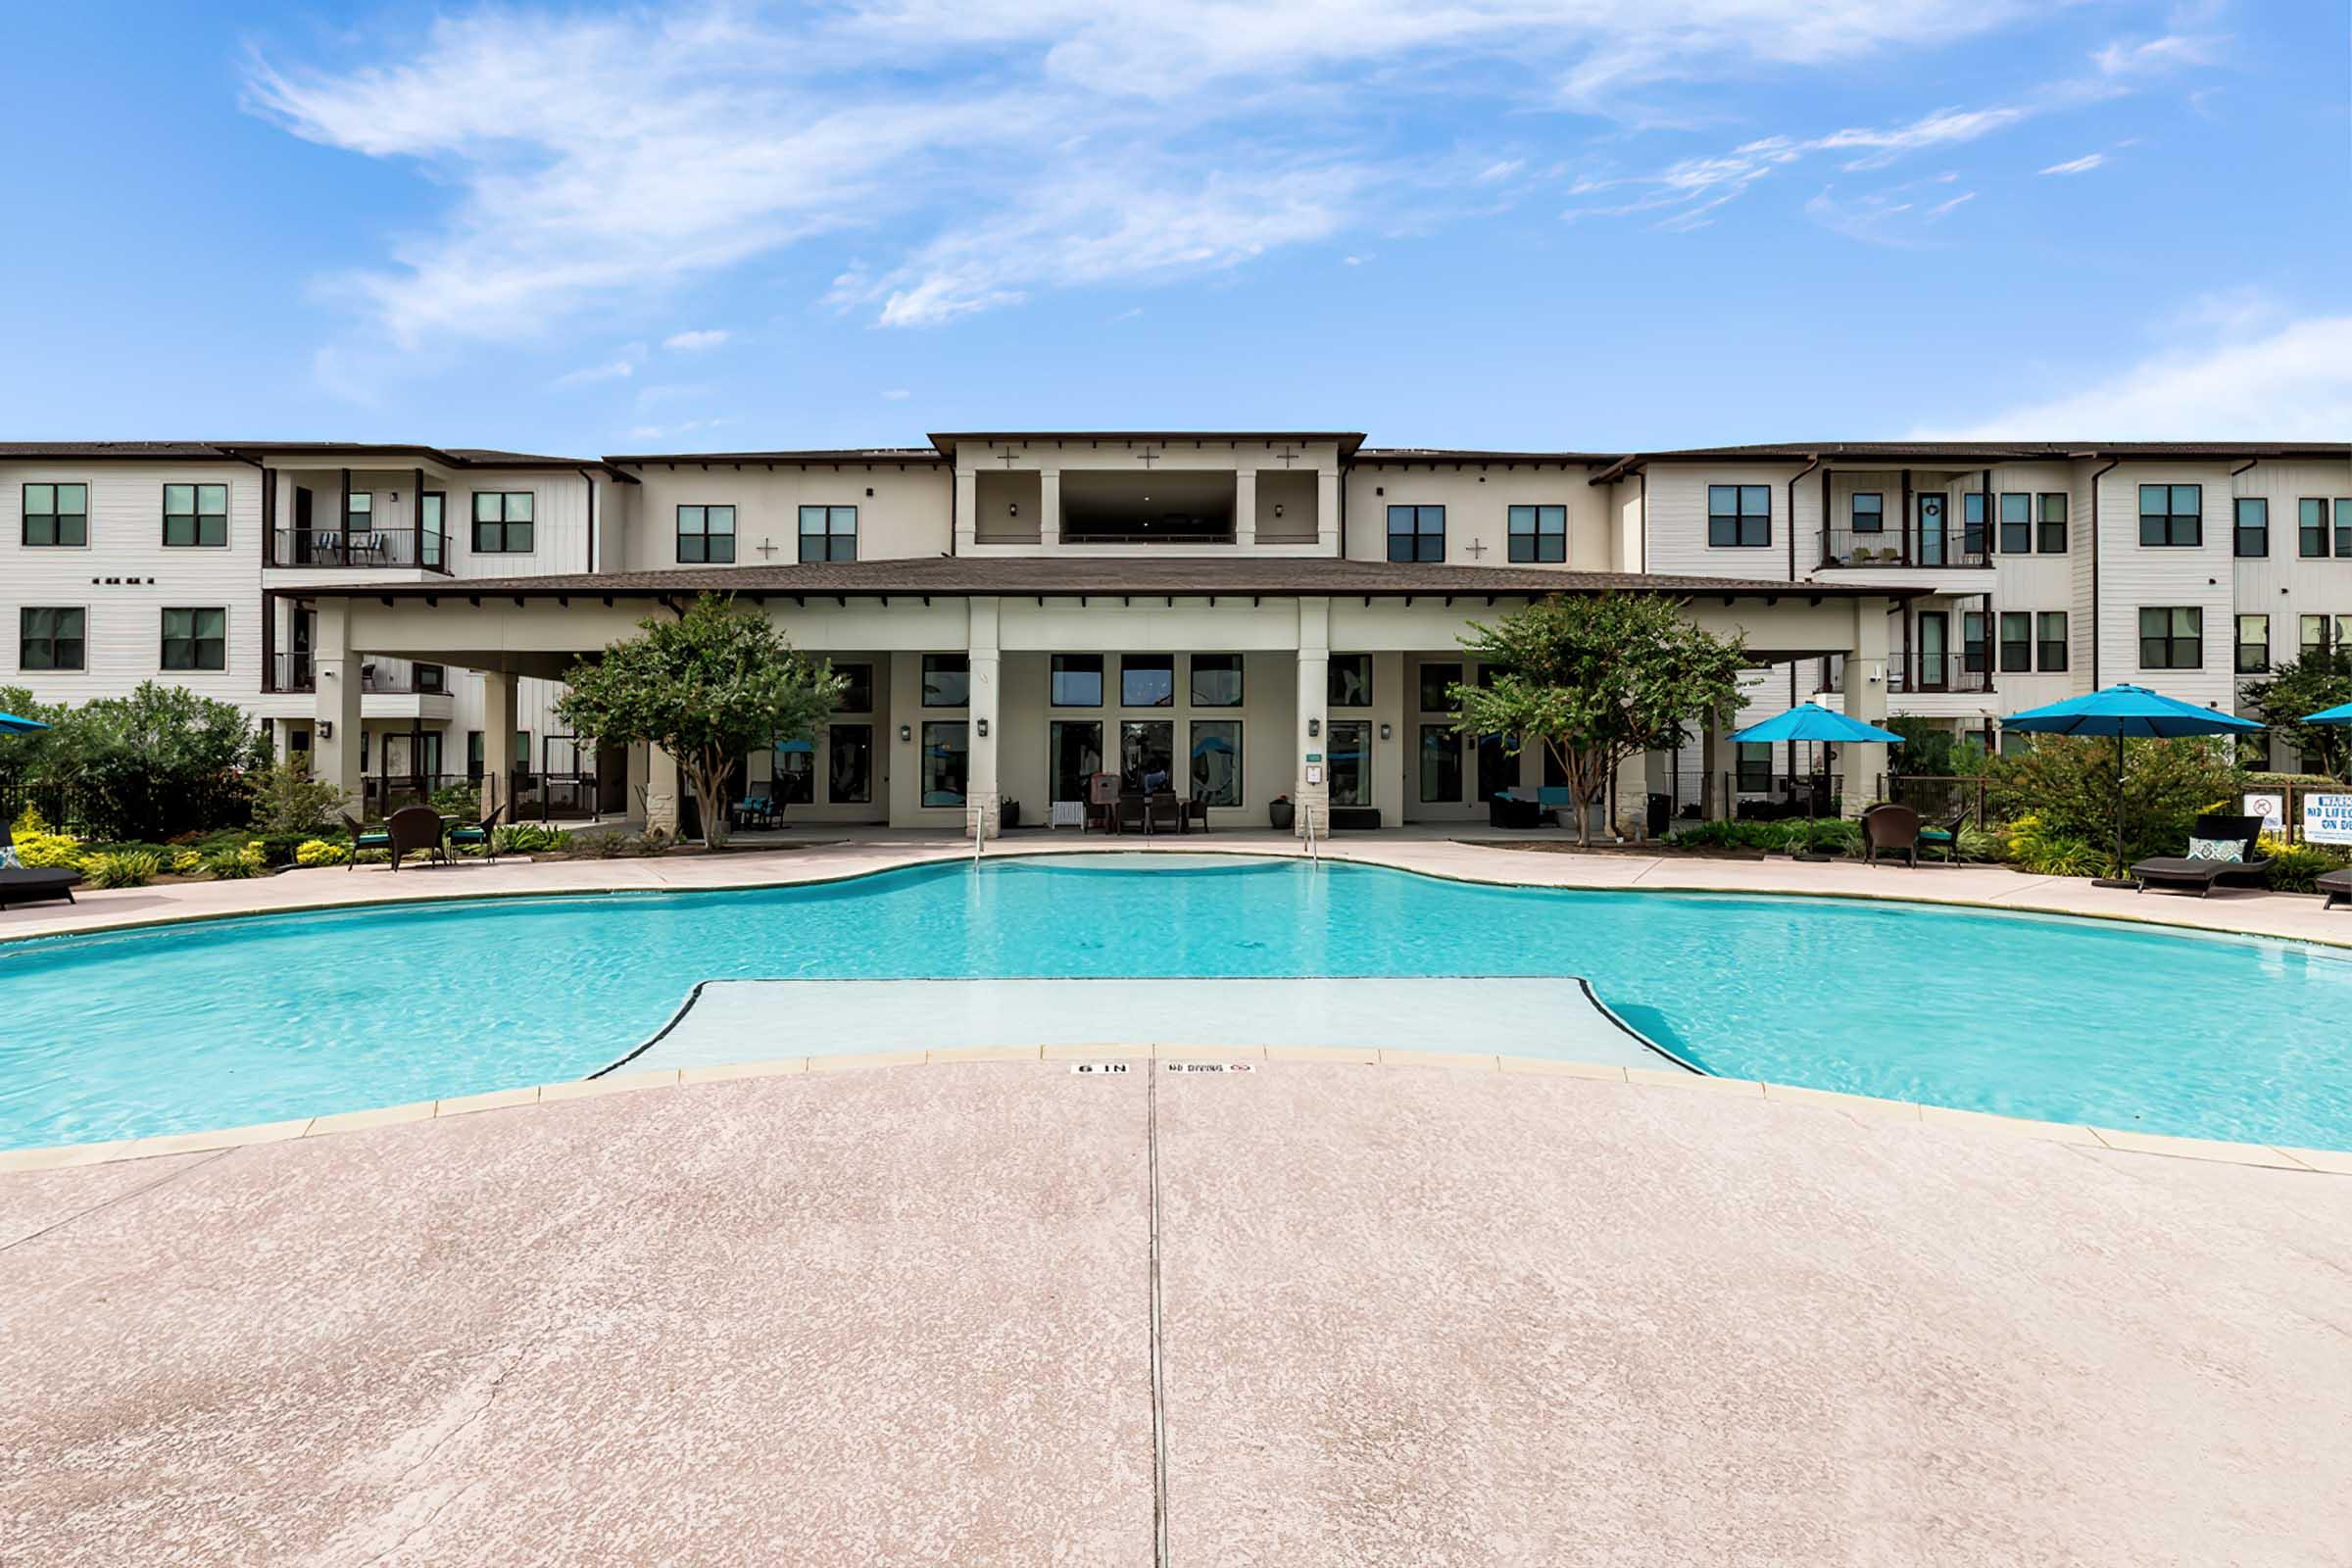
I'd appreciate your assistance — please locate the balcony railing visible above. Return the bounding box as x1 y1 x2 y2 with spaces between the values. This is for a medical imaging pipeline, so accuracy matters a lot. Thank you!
271 528 452 572
267 655 448 696
1817 528 1989 569
1818 653 1994 696
270 652 316 692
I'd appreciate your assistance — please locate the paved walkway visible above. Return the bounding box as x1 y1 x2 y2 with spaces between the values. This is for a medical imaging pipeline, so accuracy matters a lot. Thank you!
4 826 2346 951
5 1058 2347 1565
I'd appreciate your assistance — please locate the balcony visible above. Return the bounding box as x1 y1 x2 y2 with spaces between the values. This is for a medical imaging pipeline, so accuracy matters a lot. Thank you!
270 528 452 572
270 653 316 692
1818 653 1994 696
1817 528 1989 570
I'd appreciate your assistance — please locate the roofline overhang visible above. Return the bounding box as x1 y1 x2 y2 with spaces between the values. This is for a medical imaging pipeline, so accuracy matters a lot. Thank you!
928 431 1369 461
289 574 1928 605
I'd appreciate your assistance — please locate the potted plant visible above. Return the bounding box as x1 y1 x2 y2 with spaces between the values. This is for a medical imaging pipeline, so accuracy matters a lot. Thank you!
1268 793 1295 831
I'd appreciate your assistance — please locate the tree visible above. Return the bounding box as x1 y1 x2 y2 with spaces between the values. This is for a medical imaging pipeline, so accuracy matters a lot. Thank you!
1450 593 1748 846
557 594 843 847
1983 733 2238 864
2244 650 2352 781
246 756 348 835
10 682 264 840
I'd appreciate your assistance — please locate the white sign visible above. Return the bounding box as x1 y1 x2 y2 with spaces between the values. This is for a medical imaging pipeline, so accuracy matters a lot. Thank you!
2303 793 2352 845
2243 792 2285 835
1162 1060 1257 1074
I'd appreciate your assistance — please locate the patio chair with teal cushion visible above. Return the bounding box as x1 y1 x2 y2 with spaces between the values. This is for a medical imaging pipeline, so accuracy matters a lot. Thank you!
445 801 507 863
342 812 391 870
1916 806 1970 863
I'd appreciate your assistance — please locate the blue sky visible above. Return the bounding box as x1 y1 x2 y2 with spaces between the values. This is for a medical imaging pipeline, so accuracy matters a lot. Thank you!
4 1 2345 455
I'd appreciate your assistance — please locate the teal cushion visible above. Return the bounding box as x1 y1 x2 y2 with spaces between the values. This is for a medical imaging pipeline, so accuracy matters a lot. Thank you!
354 831 391 847
1919 828 1954 844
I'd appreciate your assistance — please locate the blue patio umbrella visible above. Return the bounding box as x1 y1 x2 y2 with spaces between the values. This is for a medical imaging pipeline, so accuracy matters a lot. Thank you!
0 712 49 734
1730 702 1904 843
773 737 814 753
2303 701 2352 725
2001 683 2260 882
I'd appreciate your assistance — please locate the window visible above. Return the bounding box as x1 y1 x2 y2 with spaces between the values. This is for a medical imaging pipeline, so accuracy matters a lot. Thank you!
2138 607 2202 669
161 608 226 671
1999 612 2033 673
1962 610 1988 675
920 721 968 807
774 744 814 805
1190 654 1243 707
1119 719 1175 795
1327 720 1370 808
2037 493 2069 554
344 489 372 535
1419 725 1462 803
1418 662 1462 712
1506 504 1566 563
23 483 87 547
2037 612 2069 673
1851 492 1884 533
19 607 84 670
1049 720 1102 805
2302 614 2328 661
836 662 873 712
1386 504 1445 563
1706 485 1770 548
163 482 228 548
1962 492 1986 557
1051 654 1102 707
799 505 857 563
2236 614 2270 674
921 654 968 708
472 492 534 553
1736 742 1772 793
1998 493 2031 555
1189 720 1242 807
1328 655 1372 707
677 504 735 564
829 724 873 804
2233 498 2269 559
2341 499 2352 559
1120 654 1174 708
2138 483 2200 547
2300 499 2329 558
415 662 445 694
466 731 484 781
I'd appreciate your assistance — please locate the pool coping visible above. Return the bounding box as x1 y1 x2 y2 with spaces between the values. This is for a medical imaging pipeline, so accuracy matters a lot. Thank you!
3 1046 2344 1177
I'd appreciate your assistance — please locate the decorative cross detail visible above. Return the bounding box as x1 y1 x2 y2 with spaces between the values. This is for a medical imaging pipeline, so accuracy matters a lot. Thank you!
1136 448 1160 467
1462 538 1489 560
754 538 781 560
1272 446 1302 467
996 451 1021 468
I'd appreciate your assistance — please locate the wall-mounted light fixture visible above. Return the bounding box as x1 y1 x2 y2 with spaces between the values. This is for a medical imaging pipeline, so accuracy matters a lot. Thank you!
318 720 334 740
1379 722 1392 741
1273 503 1284 517
1007 503 1018 517
976 717 990 738
1307 717 1321 738
899 723 912 742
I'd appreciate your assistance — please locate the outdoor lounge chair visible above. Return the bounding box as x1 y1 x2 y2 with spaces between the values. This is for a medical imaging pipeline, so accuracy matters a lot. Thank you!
1113 795 1147 835
1146 792 1184 835
445 800 507 863
1861 803 1921 867
0 825 81 908
2321 867 2351 910
380 805 448 872
342 811 391 869
1917 805 1970 864
2130 814 2271 898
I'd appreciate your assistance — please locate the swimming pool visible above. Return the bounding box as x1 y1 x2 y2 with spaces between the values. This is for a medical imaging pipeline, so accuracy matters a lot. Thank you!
4 855 2348 1152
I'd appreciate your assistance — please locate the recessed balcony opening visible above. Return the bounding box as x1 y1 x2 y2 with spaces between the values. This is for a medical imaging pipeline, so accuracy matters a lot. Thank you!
1061 470 1235 544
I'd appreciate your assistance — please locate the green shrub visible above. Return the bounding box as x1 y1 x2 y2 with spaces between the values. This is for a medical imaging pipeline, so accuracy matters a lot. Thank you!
1956 823 2005 862
353 848 391 865
81 849 164 889
170 848 205 876
245 757 349 836
294 838 352 867
9 808 85 867
428 783 481 824
203 840 269 880
491 821 570 855
1985 735 2237 866
2004 813 2108 878
2259 837 2351 894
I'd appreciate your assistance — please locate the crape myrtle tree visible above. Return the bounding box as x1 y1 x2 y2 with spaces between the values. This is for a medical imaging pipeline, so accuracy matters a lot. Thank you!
2244 649 2352 781
1449 593 1749 847
557 594 843 848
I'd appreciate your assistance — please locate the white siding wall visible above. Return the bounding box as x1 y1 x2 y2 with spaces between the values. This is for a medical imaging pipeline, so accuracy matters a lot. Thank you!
2093 464 2236 714
619 463 952 568
1340 463 1611 568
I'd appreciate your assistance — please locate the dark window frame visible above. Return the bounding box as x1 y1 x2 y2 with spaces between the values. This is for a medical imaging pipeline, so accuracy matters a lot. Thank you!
798 504 858 564
2036 492 2069 555
828 722 874 805
1119 654 1176 708
1418 723 1463 803
1327 654 1373 708
920 654 969 709
1050 654 1103 708
2235 613 2270 674
2340 499 2352 559
1189 653 1244 708
2234 497 2269 559
18 606 86 671
1706 484 1771 549
164 482 229 549
21 481 88 547
1418 661 1463 713
2299 498 2329 558
2138 606 2203 670
1385 504 1445 563
1998 612 2034 673
2036 612 2069 673
920 720 968 807
2137 483 2201 548
676 503 737 564
1997 492 2032 555
835 662 874 713
1505 503 1566 564
1735 741 1772 793
1188 718 1243 807
1850 492 1884 533
161 607 226 672
342 488 372 536
471 491 535 553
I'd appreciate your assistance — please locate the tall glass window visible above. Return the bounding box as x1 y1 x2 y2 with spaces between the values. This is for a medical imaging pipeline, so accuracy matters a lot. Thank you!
2037 492 2069 554
1327 655 1372 707
835 662 873 712
1326 720 1370 808
921 654 968 707
1506 504 1566 563
1998 493 2031 555
2300 499 2329 558
1386 505 1445 563
919 722 967 807
1418 662 1462 712
1120 654 1174 707
23 483 87 546
1049 720 1103 805
1961 492 1985 559
1051 654 1102 707
2235 614 2269 674
1999 612 2033 673
798 505 858 563
1189 720 1242 807
1190 654 1243 707
774 744 814 805
1119 719 1175 794
828 724 872 804
164 483 228 547
2234 498 2269 558
1418 725 1462 803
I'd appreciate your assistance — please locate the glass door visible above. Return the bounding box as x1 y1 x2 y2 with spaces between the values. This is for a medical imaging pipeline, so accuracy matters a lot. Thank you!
1118 720 1174 795
1917 611 1950 691
1918 494 1948 566
1327 721 1370 808
1050 720 1103 805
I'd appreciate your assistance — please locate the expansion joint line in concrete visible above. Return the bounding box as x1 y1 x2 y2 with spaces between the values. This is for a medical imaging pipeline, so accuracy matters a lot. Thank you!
1148 1052 1173 1568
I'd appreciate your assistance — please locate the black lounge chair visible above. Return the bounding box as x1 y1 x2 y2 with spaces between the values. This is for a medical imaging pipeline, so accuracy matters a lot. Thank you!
2130 814 2271 898
445 800 508 863
1861 803 1921 867
2316 867 2349 910
0 824 81 908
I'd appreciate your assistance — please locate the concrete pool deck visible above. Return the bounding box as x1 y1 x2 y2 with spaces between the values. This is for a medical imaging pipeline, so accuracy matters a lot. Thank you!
5 1054 2349 1565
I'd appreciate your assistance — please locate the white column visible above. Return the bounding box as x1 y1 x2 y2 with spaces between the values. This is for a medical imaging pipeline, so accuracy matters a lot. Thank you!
1038 469 1060 549
1315 468 1341 555
1234 469 1257 548
646 746 681 837
1295 597 1330 838
1841 597 1892 816
1700 710 1725 822
954 466 978 553
967 596 1002 839
312 599 363 811
480 669 515 821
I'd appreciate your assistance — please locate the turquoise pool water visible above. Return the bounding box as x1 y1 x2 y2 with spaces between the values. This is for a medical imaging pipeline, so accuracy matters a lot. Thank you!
4 856 2349 1151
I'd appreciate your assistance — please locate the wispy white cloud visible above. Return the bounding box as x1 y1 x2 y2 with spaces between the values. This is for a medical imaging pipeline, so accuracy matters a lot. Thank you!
1925 190 1976 220
880 387 910 399
1813 105 2027 171
552 358 634 387
1922 311 2352 440
2039 153 2107 175
2093 32 2226 77
662 328 731 351
1475 159 1525 184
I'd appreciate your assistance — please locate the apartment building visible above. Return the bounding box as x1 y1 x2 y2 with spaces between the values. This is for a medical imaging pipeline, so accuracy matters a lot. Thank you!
4 434 2344 834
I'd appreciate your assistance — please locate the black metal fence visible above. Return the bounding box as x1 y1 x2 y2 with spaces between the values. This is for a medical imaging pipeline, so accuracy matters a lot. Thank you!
271 528 452 571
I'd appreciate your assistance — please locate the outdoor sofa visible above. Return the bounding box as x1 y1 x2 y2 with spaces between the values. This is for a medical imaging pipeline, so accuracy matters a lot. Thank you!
0 824 81 908
2129 814 2271 898
2318 867 2350 910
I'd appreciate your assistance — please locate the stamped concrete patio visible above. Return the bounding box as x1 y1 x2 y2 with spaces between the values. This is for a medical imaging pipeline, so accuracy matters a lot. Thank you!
5 1056 2349 1566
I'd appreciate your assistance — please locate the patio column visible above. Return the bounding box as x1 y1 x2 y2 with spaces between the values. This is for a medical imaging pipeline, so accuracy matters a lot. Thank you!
954 466 978 553
1295 597 1330 838
1234 469 1256 548
1841 595 1893 817
646 746 681 837
480 670 515 821
967 596 1002 839
312 598 363 809
1315 468 1341 554
1038 468 1060 549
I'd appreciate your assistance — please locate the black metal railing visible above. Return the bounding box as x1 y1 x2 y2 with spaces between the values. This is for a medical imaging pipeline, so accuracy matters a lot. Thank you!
358 662 448 696
1816 528 1990 569
1894 653 1994 695
271 528 452 572
271 652 316 692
